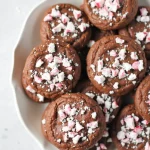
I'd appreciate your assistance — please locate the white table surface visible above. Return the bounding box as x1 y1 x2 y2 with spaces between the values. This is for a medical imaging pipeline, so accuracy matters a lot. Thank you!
0 0 43 149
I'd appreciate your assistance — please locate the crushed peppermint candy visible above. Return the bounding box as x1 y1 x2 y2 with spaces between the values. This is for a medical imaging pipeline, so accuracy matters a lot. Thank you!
117 113 150 149
56 101 99 144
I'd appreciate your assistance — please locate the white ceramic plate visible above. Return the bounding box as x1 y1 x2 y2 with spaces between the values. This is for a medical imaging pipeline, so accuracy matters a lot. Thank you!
11 0 150 150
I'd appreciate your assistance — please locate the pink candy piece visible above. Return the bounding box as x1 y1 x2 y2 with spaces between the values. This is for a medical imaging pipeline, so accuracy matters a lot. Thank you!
112 101 119 109
100 143 107 149
50 84 55 91
142 120 148 125
124 116 135 129
68 120 75 129
99 7 109 17
55 83 63 89
76 122 84 132
78 23 89 32
110 50 117 57
134 126 142 134
102 68 111 77
118 69 126 79
61 14 69 24
132 61 139 70
97 60 104 72
94 75 105 84
51 8 61 18
120 119 124 125
34 75 42 84
64 22 75 35
116 37 124 44
68 132 77 138
64 104 71 115
140 8 148 16
109 12 113 20
50 68 59 76
62 126 70 132
95 0 104 8
146 100 150 105
52 23 66 33
87 121 98 129
58 110 66 121
54 56 62 63
63 133 68 142
45 54 53 62
145 142 150 150
73 10 82 20
111 69 119 78
43 14 52 22
66 66 73 71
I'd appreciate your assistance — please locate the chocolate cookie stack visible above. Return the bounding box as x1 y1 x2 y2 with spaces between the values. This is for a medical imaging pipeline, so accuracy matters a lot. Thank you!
22 1 150 150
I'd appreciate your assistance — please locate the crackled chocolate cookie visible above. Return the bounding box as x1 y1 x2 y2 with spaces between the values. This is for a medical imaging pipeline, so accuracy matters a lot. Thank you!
90 127 112 150
22 40 81 102
112 104 150 150
87 35 147 96
81 83 121 123
40 4 91 50
41 93 106 150
135 75 150 123
83 0 138 30
119 7 150 59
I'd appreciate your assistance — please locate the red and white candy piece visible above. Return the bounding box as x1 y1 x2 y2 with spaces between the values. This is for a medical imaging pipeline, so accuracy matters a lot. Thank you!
61 14 69 24
34 75 42 84
43 14 52 22
26 85 36 93
36 59 44 68
73 10 82 20
78 23 89 32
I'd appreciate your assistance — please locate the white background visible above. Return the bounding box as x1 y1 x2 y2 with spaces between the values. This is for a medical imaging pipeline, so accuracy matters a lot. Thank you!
0 0 43 149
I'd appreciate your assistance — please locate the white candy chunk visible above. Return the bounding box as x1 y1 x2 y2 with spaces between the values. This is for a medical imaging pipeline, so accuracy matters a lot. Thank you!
136 32 146 41
51 8 61 17
37 94 44 102
52 23 66 33
90 64 96 72
61 14 69 24
140 8 148 16
43 14 52 22
94 75 105 84
48 43 55 53
96 96 104 104
90 1 96 8
140 16 150 22
62 126 70 132
145 142 150 150
128 73 136 81
118 69 126 79
88 128 93 134
64 22 75 35
116 37 124 44
105 101 111 109
112 101 119 109
78 23 89 32
70 108 77 116
146 32 150 44
42 119 46 125
87 121 98 129
97 60 104 72
129 131 138 139
63 133 68 142
76 122 84 132
58 72 65 82
42 72 51 81
26 85 35 93
73 10 82 20
112 58 120 68
119 49 126 60
122 63 132 72
124 116 135 129
113 82 119 89
87 40 95 48
68 74 73 80
138 60 144 71
102 68 111 77
57 139 61 143
86 92 95 99
117 131 125 140
110 50 117 57
91 112 97 119
105 113 110 122
73 135 81 144
131 52 138 60
48 62 57 69
62 58 71 67
99 7 109 17
36 59 44 68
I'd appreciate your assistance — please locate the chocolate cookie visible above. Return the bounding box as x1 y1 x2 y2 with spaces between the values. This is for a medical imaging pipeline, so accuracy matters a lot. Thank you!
112 104 150 150
87 35 147 96
40 4 91 50
119 7 150 59
135 75 150 123
41 93 106 150
81 82 121 123
22 40 81 102
83 0 138 30
90 127 112 150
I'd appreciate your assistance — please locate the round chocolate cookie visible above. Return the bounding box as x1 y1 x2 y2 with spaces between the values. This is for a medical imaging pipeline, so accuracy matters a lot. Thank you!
90 127 112 150
40 4 91 50
83 0 138 30
87 35 147 96
41 93 106 150
81 82 121 123
119 7 150 59
135 75 150 123
112 104 150 150
22 40 81 102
